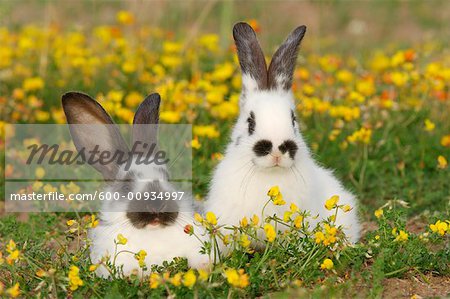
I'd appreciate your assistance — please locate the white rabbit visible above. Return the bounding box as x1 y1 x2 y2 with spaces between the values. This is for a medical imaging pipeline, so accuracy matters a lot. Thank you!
62 92 208 278
205 23 360 244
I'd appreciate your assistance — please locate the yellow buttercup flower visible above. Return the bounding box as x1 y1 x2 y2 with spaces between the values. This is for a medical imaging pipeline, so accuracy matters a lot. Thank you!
116 10 135 25
320 258 334 270
294 215 303 228
240 217 248 228
374 209 384 218
341 204 352 212
267 186 280 197
68 265 83 291
170 273 183 287
149 273 160 289
194 213 203 223
135 250 147 268
116 234 128 245
224 268 249 288
198 269 209 282
264 224 276 242
272 193 286 206
424 119 435 131
89 264 98 272
251 214 259 227
283 211 293 222
325 195 339 210
437 155 448 169
183 269 197 288
240 234 251 248
395 230 409 242
429 220 448 236
35 167 45 179
6 283 20 298
205 211 218 226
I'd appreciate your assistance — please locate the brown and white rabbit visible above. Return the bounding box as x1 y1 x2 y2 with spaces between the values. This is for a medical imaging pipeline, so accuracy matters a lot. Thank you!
62 92 208 277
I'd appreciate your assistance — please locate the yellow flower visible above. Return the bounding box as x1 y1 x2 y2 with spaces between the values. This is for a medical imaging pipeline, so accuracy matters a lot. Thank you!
320 258 334 270
89 264 98 272
36 269 47 277
239 234 251 248
375 235 380 240
395 230 408 242
23 77 44 91
67 219 76 226
205 211 217 226
315 231 326 244
429 220 448 236
267 186 280 197
6 283 20 298
283 211 293 222
116 10 135 25
294 215 303 228
424 119 435 131
149 273 160 289
240 217 248 228
437 155 448 169
224 268 249 288
135 250 147 268
272 193 286 206
193 125 220 138
160 111 181 123
341 204 352 212
35 167 45 179
290 203 299 213
251 214 259 227
89 214 99 228
191 137 201 150
336 69 353 83
374 209 384 218
264 224 276 242
194 213 203 223
116 234 128 245
325 195 339 210
183 269 197 288
347 127 372 144
198 269 209 282
68 265 84 291
441 135 450 147
170 273 182 287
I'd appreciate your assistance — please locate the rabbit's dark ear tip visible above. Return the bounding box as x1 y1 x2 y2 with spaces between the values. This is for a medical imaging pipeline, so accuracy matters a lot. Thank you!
141 93 161 109
233 22 256 38
62 91 92 104
294 25 307 36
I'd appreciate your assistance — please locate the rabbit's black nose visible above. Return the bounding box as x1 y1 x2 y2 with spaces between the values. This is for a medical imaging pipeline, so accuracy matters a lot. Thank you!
253 140 273 156
278 140 298 159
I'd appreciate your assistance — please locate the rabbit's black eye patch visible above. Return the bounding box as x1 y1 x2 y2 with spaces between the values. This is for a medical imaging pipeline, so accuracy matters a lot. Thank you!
253 139 272 156
247 111 256 135
279 140 298 159
291 110 297 127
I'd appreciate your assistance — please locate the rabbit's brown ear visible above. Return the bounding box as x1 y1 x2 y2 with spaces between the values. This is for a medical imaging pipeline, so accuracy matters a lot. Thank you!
267 25 306 91
233 22 268 94
132 93 160 155
62 92 129 179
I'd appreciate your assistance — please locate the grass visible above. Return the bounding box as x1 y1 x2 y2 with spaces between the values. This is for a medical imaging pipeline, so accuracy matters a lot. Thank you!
1 2 450 298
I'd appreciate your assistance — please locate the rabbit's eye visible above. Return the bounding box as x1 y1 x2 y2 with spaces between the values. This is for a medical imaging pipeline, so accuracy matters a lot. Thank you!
247 111 256 135
122 184 131 193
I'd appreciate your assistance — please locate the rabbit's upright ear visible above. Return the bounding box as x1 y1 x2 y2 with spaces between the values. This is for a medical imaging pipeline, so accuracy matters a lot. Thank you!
132 93 161 155
62 92 129 179
267 25 306 91
233 22 268 94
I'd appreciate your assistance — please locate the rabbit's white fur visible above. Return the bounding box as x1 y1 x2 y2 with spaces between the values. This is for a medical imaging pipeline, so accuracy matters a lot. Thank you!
61 92 208 278
207 90 359 242
205 23 360 245
89 161 209 278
